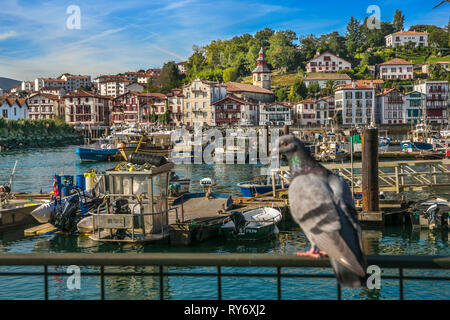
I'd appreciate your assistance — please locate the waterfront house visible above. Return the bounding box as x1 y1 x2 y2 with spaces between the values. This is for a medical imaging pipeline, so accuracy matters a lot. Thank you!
334 82 375 126
0 97 28 120
259 102 292 126
182 78 227 127
112 91 166 125
294 99 316 125
166 88 184 126
315 96 335 125
64 90 110 126
27 93 64 120
404 91 426 124
212 96 258 127
413 80 448 124
305 51 351 73
375 88 405 124
378 58 414 80
385 30 428 48
303 73 352 89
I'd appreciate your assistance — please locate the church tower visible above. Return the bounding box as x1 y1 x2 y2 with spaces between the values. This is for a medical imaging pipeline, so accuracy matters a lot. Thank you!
252 47 271 90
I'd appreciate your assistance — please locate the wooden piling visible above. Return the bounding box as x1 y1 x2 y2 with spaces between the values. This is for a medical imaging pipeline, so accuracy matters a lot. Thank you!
362 127 379 213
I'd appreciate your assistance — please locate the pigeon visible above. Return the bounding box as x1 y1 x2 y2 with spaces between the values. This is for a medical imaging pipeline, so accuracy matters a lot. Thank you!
279 134 367 287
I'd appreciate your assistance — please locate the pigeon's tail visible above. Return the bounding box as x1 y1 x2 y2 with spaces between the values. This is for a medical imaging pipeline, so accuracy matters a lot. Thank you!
330 258 366 288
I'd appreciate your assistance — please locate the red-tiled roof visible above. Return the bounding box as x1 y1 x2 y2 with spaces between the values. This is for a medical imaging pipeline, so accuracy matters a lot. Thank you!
390 30 427 35
379 58 413 66
212 95 255 106
225 82 273 94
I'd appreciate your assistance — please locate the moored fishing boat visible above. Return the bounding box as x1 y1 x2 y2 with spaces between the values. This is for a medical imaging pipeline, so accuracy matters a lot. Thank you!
75 146 121 162
237 174 288 197
117 132 172 161
219 207 282 241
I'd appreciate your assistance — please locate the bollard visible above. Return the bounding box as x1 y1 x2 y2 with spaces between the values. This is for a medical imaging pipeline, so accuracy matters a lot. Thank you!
362 127 379 212
283 125 289 135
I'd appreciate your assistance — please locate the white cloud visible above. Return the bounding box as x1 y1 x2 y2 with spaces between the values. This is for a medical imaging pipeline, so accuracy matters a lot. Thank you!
0 30 17 41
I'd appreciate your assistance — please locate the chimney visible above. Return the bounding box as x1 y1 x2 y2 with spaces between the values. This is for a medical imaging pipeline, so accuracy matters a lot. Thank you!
352 82 356 89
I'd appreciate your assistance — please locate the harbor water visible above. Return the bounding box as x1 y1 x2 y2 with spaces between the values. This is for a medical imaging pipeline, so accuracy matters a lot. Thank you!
0 146 449 300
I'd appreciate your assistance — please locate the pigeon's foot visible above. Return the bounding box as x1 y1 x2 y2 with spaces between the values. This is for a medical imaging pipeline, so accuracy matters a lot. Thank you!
296 248 328 258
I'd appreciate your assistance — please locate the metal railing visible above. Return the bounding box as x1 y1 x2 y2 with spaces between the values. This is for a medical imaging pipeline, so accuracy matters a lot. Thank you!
0 253 449 300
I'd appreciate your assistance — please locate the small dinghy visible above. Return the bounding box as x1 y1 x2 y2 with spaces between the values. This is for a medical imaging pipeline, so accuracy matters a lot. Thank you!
409 197 450 230
220 207 282 241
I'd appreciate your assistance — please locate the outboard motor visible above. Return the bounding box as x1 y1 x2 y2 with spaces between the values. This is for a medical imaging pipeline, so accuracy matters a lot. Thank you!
424 204 439 230
230 211 246 235
112 198 130 214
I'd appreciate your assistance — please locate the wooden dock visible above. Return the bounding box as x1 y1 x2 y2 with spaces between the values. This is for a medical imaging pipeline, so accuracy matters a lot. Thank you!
24 223 58 236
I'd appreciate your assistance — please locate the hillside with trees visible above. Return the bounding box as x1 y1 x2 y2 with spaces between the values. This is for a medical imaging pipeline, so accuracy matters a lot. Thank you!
170 10 448 102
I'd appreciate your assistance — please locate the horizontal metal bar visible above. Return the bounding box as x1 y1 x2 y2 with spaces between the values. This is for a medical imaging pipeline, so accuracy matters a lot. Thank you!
0 272 447 281
0 253 448 269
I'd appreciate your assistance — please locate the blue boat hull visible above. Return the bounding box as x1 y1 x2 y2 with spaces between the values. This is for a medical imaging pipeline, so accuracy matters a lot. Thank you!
75 147 120 162
237 183 287 197
401 141 433 152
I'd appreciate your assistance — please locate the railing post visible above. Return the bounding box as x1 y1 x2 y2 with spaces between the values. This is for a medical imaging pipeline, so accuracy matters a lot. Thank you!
100 266 105 300
44 265 48 301
277 267 281 300
399 268 404 300
159 265 164 300
217 266 222 300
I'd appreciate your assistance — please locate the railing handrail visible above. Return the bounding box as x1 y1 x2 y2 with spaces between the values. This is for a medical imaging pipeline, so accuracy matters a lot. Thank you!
0 253 448 269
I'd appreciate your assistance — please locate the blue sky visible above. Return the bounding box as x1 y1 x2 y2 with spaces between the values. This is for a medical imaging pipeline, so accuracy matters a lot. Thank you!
0 0 448 80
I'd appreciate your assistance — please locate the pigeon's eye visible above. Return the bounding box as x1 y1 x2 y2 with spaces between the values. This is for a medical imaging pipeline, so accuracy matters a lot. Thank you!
281 141 287 147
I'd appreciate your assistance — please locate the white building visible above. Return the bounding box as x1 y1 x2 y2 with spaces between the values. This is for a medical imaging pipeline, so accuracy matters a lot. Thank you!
385 30 428 48
176 62 187 74
21 81 35 92
34 78 66 92
99 79 132 98
378 58 414 80
303 73 352 89
259 103 292 126
136 72 153 85
335 82 375 125
315 96 335 125
414 80 448 124
27 93 64 120
60 74 92 91
305 51 351 73
64 90 110 125
0 97 28 120
375 88 405 124
40 86 66 97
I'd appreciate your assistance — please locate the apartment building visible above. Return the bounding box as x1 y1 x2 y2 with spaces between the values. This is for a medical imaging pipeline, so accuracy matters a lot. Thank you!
385 30 428 48
112 92 167 125
34 78 66 92
99 79 132 98
404 91 425 124
335 82 375 125
60 74 92 91
315 96 335 125
259 103 292 126
303 73 352 89
305 51 351 73
166 88 184 126
27 93 64 120
64 90 110 125
211 96 258 127
182 78 227 127
375 89 405 124
378 58 414 80
414 80 448 124
294 99 315 125
20 81 35 92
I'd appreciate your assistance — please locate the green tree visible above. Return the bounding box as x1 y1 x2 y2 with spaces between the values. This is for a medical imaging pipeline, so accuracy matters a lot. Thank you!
223 67 238 82
345 16 364 55
266 30 299 71
255 28 275 48
288 77 307 102
275 88 288 101
153 61 182 93
307 82 321 98
393 9 405 32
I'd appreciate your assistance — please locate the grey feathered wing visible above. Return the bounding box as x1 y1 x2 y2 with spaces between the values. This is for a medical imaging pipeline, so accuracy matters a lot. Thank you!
288 174 366 282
